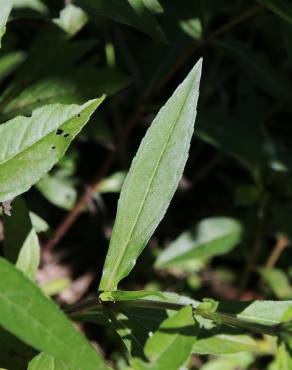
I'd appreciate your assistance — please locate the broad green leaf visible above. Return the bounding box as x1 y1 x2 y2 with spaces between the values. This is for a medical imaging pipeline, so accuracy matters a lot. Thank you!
0 327 35 370
0 0 12 48
0 257 108 369
36 175 77 210
2 68 127 119
0 51 25 82
259 268 292 299
192 334 258 355
269 343 292 370
75 0 166 41
53 4 88 37
156 217 242 268
257 0 292 25
28 353 78 370
99 59 202 291
142 0 163 14
0 98 104 202
131 306 199 370
3 197 40 280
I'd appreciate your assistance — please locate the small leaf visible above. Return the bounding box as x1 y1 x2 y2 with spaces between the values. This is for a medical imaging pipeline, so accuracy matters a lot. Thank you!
0 257 109 369
100 290 167 302
259 268 292 299
0 51 26 82
99 59 202 291
0 0 12 48
132 306 199 370
75 0 166 41
36 175 77 210
156 217 242 268
3 197 40 280
0 98 104 202
53 4 88 37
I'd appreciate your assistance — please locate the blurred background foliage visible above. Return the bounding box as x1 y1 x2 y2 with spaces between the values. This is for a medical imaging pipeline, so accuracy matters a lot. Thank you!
1 0 292 369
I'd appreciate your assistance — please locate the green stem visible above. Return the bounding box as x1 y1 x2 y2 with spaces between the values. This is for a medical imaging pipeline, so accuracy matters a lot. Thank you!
65 298 277 337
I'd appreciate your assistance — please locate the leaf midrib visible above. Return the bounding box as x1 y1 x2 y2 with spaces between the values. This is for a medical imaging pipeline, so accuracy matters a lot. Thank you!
104 78 195 291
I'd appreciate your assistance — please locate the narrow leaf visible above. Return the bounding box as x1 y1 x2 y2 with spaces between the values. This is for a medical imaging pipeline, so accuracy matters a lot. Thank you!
0 257 109 369
0 98 104 202
4 197 40 280
156 217 242 268
99 59 202 291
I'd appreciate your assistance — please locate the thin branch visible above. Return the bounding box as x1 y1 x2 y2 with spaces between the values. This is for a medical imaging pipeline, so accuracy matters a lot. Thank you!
266 233 290 268
65 297 276 337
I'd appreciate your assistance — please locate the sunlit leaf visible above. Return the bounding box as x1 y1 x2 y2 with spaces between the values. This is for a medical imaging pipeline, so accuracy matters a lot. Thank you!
99 59 202 291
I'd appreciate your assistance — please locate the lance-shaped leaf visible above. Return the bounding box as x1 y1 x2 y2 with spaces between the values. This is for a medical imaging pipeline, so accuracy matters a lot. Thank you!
0 257 109 369
0 98 104 202
0 0 12 48
3 197 40 280
99 59 202 291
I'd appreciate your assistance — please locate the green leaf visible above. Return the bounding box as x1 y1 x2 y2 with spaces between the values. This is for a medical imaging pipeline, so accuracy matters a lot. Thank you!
257 0 292 25
36 175 77 210
75 0 166 41
0 98 104 202
259 268 292 299
192 334 258 355
2 68 127 118
0 257 109 369
53 4 88 37
0 51 26 82
99 59 202 291
29 212 49 233
219 300 292 326
156 217 242 268
0 0 12 48
3 197 40 280
269 343 292 370
28 353 78 370
97 171 126 194
131 306 199 370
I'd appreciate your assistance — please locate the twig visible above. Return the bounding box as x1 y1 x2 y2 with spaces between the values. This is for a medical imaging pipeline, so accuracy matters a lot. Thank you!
43 4 263 255
266 233 290 268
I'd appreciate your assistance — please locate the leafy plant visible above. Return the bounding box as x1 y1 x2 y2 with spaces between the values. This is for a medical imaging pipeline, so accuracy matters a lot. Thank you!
1 1 292 369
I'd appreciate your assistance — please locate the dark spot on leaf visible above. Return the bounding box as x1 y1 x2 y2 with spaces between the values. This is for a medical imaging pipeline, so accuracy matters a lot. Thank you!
77 114 81 117
56 129 64 135
63 133 70 138
51 146 56 150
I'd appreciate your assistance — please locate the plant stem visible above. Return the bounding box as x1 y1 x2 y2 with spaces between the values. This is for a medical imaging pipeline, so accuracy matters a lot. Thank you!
65 297 276 337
